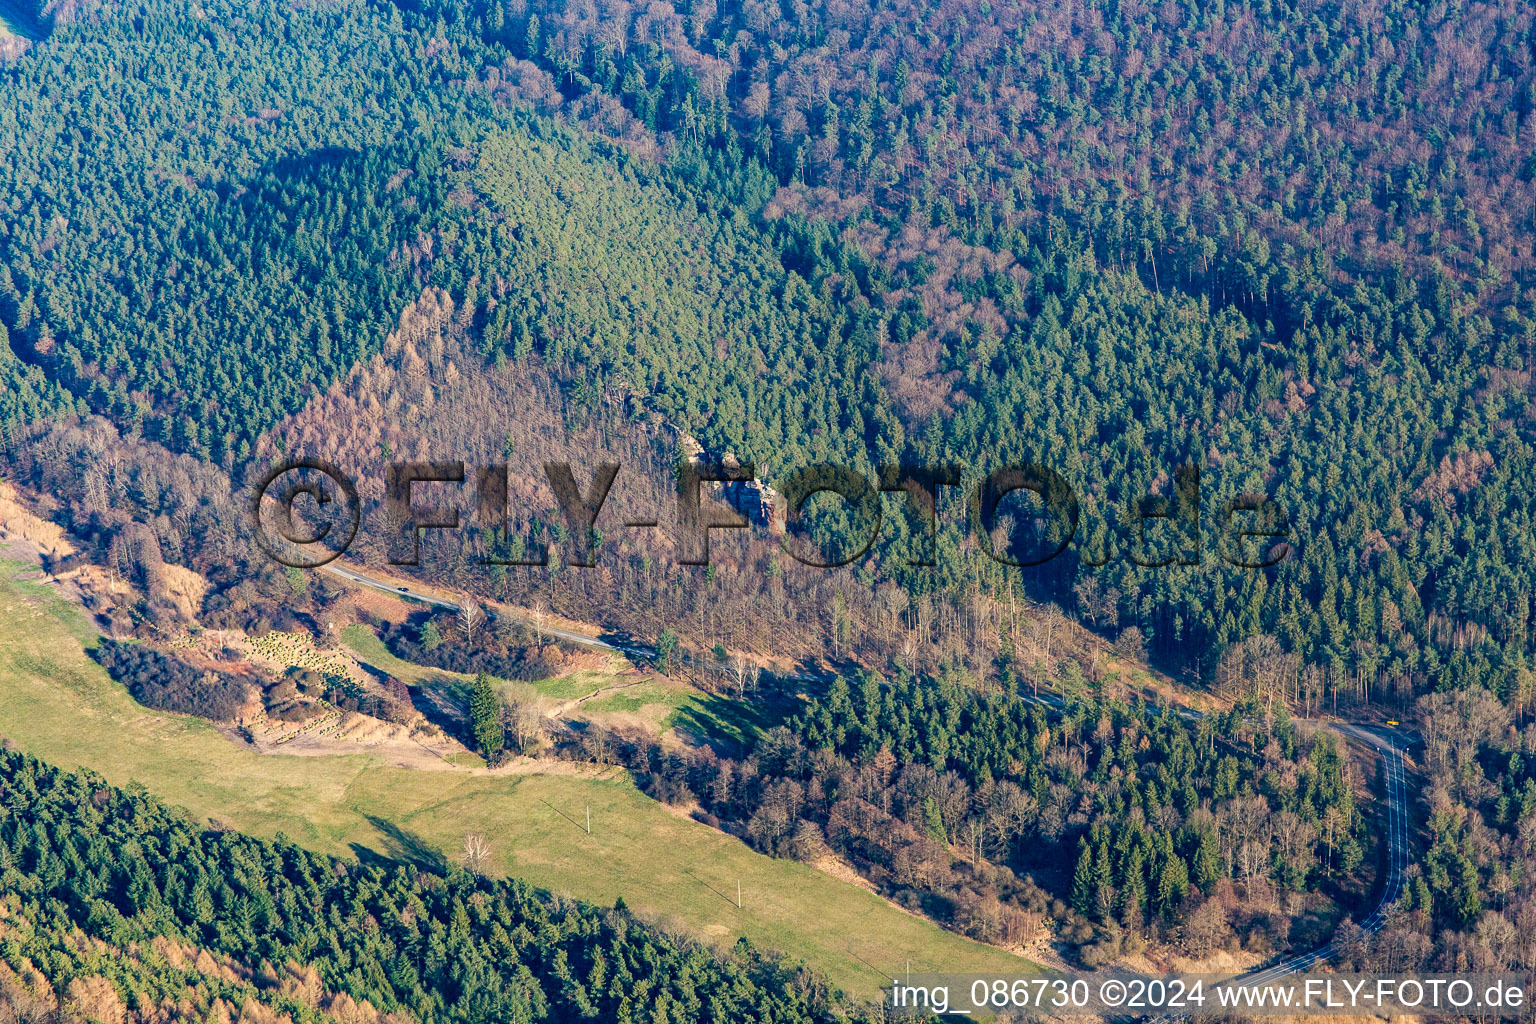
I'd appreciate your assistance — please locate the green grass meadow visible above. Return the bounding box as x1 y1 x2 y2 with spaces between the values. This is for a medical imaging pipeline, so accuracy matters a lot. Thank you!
0 563 1036 999
341 622 791 750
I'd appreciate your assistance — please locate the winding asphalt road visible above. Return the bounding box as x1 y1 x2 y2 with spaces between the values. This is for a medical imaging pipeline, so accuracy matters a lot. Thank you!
321 561 1417 1013
1148 726 1410 1021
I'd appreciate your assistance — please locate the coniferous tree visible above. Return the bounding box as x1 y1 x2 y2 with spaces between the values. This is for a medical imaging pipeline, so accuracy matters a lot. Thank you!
1071 839 1096 918
470 673 504 759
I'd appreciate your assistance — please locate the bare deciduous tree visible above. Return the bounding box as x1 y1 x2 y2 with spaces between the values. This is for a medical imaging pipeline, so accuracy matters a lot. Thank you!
501 681 545 754
458 600 484 647
461 831 492 874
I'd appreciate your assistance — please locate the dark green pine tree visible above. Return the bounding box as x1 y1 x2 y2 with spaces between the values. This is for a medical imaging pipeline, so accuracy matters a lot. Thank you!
1071 838 1096 918
1120 846 1147 930
470 673 504 760
921 796 947 844
1155 845 1190 921
523 13 540 58
1092 836 1115 921
1192 826 1221 892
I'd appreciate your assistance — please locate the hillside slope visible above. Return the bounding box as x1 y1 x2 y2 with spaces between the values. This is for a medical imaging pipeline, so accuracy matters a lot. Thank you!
0 559 1036 1001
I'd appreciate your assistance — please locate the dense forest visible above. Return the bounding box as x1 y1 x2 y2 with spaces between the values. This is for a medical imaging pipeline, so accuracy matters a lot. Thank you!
0 744 852 1023
441 0 1536 701
0 0 1532 712
4 0 1536 993
516 0 1536 308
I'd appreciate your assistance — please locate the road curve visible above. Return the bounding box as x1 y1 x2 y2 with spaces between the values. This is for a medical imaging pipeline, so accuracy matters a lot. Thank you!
1149 729 1409 1022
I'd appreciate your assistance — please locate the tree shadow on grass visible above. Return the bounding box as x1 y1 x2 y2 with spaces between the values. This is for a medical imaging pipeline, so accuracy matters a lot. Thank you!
351 814 448 873
403 681 474 747
669 690 802 755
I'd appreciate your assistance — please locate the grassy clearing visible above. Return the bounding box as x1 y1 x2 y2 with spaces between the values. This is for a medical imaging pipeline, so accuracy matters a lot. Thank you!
0 563 1036 998
574 676 791 749
529 672 609 700
341 621 790 750
339 623 466 686
341 623 621 704
665 688 794 748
